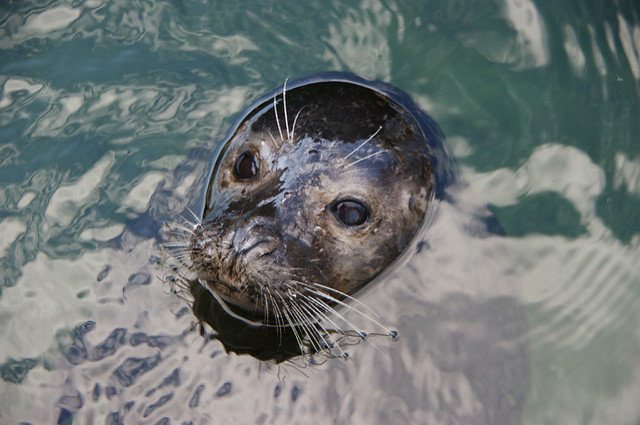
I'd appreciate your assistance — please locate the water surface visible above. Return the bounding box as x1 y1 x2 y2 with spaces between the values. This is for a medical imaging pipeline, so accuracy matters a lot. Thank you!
1 1 639 424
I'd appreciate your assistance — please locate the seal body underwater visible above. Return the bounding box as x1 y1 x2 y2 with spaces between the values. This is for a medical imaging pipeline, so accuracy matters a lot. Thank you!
179 73 449 355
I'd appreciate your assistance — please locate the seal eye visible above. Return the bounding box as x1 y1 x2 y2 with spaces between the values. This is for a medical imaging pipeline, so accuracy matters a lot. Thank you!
234 151 258 180
332 200 369 227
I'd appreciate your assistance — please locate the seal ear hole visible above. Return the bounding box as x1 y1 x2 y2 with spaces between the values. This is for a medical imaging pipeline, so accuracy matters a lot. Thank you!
331 199 369 227
234 151 259 180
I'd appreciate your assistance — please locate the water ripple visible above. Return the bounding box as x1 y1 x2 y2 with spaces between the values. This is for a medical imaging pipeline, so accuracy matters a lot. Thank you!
0 0 639 423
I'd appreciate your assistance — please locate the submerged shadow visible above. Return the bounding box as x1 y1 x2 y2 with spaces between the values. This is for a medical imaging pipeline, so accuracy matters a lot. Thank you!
188 280 306 363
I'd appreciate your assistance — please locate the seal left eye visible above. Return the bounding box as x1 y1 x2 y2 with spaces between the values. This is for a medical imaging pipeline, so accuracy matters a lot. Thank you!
234 151 259 180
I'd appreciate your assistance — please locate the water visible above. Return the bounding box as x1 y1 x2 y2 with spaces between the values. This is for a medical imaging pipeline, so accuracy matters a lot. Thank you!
1 0 639 423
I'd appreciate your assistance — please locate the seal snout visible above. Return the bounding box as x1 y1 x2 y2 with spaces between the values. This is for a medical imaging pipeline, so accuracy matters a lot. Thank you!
190 214 283 295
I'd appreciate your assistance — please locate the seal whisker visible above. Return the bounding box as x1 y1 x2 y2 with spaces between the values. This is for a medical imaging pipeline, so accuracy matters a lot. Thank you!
286 302 308 348
163 233 192 244
161 249 188 261
308 282 380 318
267 129 279 148
283 77 290 140
272 95 284 142
289 302 321 351
295 301 328 354
273 292 290 342
183 207 201 226
162 242 192 249
297 299 331 336
295 299 333 354
290 105 308 141
288 298 323 353
265 286 284 344
345 151 384 168
162 249 193 265
165 254 190 264
164 223 198 239
343 125 382 161
301 285 391 333
298 297 346 357
175 214 200 231
306 295 387 357
174 252 194 262
261 290 270 328
305 295 364 339
276 292 306 354
284 284 320 327
164 222 196 235
168 251 193 263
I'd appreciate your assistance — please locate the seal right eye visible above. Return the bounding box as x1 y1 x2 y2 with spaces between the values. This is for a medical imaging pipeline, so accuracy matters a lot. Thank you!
331 200 369 227
234 151 259 180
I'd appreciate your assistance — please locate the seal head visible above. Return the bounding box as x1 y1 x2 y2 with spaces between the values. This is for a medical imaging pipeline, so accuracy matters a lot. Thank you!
191 77 436 323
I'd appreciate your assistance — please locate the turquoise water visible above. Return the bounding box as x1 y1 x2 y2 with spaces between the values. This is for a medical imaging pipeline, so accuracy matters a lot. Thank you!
1 1 639 423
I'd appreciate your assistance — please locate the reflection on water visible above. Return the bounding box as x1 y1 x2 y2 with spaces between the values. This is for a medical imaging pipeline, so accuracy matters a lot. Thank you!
0 0 639 423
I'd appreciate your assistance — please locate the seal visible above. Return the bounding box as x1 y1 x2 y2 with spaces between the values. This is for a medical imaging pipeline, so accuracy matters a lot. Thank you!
172 73 448 357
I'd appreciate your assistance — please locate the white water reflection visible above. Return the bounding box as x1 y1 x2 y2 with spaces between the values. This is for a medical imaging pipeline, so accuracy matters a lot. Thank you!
119 172 165 214
44 153 114 230
0 217 26 257
504 0 549 68
618 14 640 79
563 25 586 77
465 144 605 221
615 152 640 195
22 6 81 35
0 5 84 49
1 0 640 423
323 0 394 80
0 78 43 110
460 144 640 425
588 25 608 77
31 94 83 137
